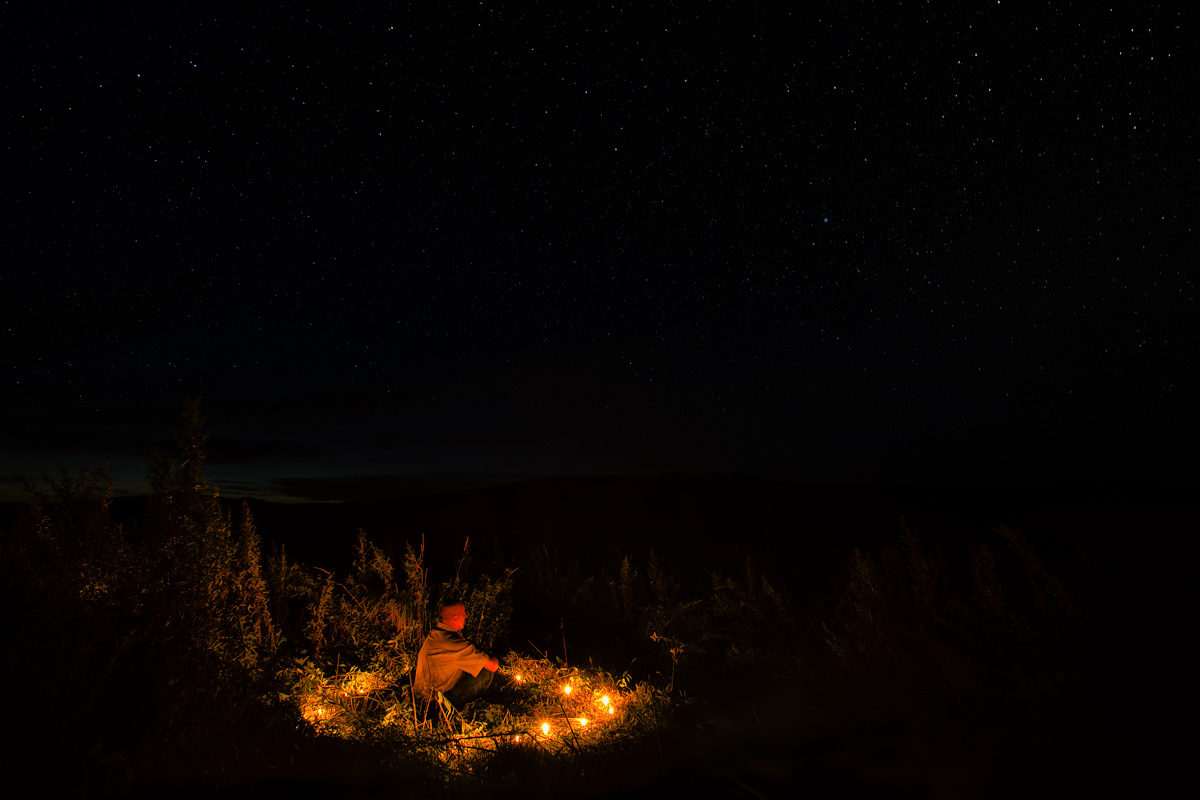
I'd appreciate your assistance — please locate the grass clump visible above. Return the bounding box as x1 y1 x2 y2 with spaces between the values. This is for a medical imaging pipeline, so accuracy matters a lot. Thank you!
1 399 1118 797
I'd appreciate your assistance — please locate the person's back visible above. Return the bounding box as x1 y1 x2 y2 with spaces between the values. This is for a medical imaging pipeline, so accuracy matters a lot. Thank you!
413 600 499 714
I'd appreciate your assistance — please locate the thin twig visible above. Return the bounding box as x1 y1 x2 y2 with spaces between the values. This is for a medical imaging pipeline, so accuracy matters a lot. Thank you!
561 617 568 667
433 728 529 743
527 732 554 756
556 698 582 754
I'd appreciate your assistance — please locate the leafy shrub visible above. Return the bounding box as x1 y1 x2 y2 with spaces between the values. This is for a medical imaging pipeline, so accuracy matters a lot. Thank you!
0 400 293 792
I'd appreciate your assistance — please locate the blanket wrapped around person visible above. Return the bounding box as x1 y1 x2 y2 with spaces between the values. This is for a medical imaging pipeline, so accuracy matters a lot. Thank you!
413 599 500 717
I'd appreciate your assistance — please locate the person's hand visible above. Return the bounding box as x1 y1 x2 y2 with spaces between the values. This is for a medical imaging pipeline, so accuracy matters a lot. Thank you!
483 657 499 672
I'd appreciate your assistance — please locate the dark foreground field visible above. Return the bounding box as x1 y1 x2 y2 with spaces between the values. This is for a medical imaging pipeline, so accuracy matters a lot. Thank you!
2 465 1195 799
90 664 1187 800
28 658 1188 799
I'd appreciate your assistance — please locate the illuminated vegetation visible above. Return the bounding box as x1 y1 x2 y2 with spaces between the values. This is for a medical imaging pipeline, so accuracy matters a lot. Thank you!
0 402 701 796
0 400 1106 797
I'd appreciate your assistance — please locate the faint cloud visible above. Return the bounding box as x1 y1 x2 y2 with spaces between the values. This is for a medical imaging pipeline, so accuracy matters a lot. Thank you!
363 423 569 452
205 438 333 464
269 472 534 502
4 430 170 457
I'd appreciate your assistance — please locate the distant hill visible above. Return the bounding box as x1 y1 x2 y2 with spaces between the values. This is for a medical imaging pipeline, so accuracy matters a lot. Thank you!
68 472 1188 610
9 473 1193 581
8 472 1192 570
4 473 1195 696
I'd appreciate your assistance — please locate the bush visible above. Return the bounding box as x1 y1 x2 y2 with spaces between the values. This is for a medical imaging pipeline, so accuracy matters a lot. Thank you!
0 400 293 792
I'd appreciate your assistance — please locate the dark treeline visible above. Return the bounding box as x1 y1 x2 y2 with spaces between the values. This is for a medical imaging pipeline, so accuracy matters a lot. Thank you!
1 402 1193 797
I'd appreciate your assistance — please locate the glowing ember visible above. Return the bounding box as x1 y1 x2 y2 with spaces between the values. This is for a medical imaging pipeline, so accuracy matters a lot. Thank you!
564 685 571 694
578 718 588 726
608 707 615 715
541 722 550 735
515 674 523 681
601 695 610 706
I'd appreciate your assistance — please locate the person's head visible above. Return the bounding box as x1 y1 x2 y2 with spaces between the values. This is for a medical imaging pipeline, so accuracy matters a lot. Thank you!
439 599 467 631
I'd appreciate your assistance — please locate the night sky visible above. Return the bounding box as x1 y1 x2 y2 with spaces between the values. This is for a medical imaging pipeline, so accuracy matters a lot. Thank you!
4 3 1194 503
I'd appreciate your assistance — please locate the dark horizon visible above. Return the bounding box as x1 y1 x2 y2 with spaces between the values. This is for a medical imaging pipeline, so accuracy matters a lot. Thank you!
6 444 1198 507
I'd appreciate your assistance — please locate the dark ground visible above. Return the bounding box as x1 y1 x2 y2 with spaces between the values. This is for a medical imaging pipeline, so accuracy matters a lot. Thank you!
113 663 1196 799
3 473 1195 797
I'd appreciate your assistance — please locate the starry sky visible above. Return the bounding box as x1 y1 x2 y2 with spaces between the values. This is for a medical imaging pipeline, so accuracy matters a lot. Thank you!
3 3 1194 503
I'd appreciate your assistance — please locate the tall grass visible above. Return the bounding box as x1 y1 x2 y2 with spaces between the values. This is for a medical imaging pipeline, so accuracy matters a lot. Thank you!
0 400 1106 796
819 515 1092 697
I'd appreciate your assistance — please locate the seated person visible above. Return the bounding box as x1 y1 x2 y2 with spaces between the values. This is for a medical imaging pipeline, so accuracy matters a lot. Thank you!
414 599 499 715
